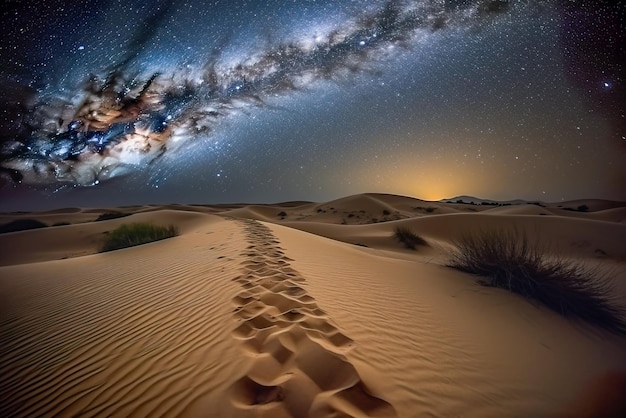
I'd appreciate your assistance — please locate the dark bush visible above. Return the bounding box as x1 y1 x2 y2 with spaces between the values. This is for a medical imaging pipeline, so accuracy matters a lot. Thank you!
448 229 626 335
96 212 131 221
393 227 428 250
414 206 436 213
563 205 590 212
100 223 178 252
0 219 47 234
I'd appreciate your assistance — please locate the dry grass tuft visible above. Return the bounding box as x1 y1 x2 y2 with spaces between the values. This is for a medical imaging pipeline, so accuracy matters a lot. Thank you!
448 229 626 335
393 227 428 250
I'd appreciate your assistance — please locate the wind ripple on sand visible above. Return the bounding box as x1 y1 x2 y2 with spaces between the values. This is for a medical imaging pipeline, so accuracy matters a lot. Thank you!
0 220 245 417
273 227 555 416
228 219 396 417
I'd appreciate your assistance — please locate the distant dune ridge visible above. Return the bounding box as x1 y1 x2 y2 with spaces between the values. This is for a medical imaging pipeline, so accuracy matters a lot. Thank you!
1 193 625 416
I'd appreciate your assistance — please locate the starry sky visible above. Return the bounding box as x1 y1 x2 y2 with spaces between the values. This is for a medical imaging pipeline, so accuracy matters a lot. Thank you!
0 0 624 211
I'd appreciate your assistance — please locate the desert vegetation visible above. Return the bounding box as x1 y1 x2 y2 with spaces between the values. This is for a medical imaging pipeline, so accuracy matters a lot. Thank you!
447 229 626 335
100 223 178 252
95 212 131 221
414 206 437 213
0 219 47 234
563 204 590 212
393 227 428 250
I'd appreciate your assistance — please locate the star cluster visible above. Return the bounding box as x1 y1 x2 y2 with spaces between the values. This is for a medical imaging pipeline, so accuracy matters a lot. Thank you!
0 0 624 210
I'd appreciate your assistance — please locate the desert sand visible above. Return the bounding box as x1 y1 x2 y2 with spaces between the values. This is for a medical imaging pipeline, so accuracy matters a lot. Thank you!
1 193 625 417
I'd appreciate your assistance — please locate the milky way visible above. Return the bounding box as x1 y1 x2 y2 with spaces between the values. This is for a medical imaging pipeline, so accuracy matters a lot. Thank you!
0 0 620 209
0 1 517 187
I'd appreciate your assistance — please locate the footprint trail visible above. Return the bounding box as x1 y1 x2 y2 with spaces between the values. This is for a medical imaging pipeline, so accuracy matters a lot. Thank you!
229 219 396 417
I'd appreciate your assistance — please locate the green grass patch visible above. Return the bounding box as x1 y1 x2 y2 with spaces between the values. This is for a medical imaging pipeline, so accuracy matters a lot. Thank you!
393 227 428 250
447 229 626 335
100 223 178 252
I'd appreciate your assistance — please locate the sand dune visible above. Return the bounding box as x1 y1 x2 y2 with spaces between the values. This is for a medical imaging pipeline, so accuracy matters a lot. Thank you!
280 212 626 265
0 210 214 267
1 193 625 416
273 222 626 416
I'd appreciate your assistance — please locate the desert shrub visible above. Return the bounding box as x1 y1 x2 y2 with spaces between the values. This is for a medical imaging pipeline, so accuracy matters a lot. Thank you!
383 209 391 216
96 212 130 221
100 223 178 252
277 211 287 218
393 227 428 250
563 205 590 212
0 219 47 234
414 206 436 213
447 230 626 335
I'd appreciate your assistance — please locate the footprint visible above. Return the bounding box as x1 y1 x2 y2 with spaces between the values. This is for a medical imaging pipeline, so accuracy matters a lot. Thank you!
281 309 306 322
258 292 305 314
295 340 360 392
232 376 284 405
233 301 266 319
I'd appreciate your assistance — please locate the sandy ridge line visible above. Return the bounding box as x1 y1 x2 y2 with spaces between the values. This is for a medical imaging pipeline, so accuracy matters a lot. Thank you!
228 218 396 417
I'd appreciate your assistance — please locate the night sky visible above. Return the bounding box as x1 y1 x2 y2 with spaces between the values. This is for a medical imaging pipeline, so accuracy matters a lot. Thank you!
0 0 624 211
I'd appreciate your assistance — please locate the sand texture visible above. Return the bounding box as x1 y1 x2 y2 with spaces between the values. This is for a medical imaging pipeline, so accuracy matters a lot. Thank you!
1 193 626 416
